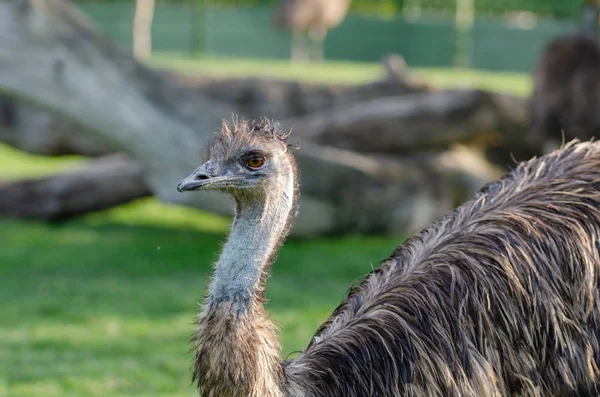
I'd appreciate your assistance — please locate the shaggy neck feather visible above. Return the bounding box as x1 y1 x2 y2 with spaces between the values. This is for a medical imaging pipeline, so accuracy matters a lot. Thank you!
209 171 295 312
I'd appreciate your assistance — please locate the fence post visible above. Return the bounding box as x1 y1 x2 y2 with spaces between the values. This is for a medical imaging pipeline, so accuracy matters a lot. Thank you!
404 0 422 19
132 0 155 60
191 0 207 56
455 0 474 68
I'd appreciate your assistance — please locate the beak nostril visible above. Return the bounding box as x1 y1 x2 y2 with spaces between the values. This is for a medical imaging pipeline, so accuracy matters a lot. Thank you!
195 174 210 181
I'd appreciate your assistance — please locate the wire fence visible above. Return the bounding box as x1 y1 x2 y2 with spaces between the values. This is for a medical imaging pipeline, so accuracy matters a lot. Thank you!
86 0 583 18
200 0 580 17
80 0 584 72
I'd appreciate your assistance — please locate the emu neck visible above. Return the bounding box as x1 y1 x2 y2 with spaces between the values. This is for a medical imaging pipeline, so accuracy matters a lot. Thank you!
209 173 296 312
194 163 296 396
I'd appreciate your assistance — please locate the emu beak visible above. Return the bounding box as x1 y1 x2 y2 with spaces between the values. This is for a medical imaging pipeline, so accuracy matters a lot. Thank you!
177 164 214 192
177 162 238 192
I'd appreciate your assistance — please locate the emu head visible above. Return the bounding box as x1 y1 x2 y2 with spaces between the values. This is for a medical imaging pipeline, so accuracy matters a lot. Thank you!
177 118 297 200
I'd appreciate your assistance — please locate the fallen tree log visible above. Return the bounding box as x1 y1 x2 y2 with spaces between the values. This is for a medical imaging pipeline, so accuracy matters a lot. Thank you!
0 99 110 156
285 89 529 154
0 89 512 231
0 0 506 236
0 142 502 233
0 53 428 157
0 88 529 160
172 54 429 119
0 154 151 220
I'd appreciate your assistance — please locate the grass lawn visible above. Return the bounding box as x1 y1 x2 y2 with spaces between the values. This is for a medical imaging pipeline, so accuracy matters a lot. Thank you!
1 56 525 396
0 144 400 397
151 53 533 97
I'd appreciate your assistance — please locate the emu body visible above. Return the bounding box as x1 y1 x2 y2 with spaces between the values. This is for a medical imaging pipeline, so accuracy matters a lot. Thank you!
530 1 600 146
178 119 600 396
273 0 351 62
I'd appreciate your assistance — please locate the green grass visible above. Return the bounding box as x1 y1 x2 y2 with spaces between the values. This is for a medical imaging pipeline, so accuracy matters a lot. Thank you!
151 53 533 97
0 143 401 397
1 56 526 396
0 145 85 181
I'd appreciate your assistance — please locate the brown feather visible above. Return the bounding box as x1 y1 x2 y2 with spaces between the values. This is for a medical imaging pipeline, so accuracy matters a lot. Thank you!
285 139 600 396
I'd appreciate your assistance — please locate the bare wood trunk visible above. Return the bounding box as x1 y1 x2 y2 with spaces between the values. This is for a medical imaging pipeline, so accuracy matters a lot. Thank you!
0 61 428 157
0 0 513 236
0 154 151 220
286 90 529 153
0 0 230 214
0 99 110 156
172 70 429 120
0 141 502 235
0 89 529 160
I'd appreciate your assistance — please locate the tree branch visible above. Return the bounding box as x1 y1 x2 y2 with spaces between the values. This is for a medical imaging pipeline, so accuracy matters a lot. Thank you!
0 154 151 220
0 0 509 236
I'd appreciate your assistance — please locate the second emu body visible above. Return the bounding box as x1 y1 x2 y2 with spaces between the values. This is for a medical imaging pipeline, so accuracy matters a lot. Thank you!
273 0 351 62
530 0 600 147
177 118 600 396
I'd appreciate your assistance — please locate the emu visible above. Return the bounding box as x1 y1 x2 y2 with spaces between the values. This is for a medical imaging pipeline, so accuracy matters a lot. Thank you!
177 118 600 396
273 0 351 63
530 0 600 149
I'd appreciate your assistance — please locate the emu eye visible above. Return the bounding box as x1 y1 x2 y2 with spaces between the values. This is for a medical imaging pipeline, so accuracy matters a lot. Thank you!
246 155 266 170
